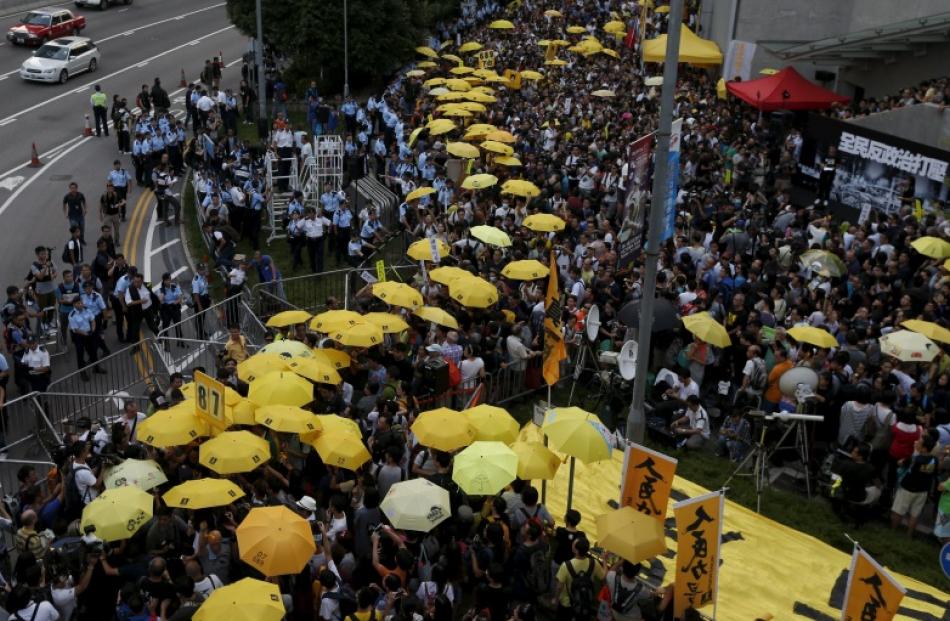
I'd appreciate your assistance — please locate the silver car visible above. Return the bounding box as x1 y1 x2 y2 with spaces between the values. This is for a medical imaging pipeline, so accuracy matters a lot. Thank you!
20 36 99 83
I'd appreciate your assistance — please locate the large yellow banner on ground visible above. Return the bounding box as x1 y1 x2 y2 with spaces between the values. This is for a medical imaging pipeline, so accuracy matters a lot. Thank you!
842 546 906 621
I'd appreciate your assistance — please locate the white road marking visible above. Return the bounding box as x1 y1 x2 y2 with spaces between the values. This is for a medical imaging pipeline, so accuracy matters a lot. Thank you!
226 58 242 68
121 30 135 37
0 118 16 126
0 134 84 184
150 238 180 255
0 25 234 125
0 137 91 217
171 266 189 279
143 208 158 283
72 86 89 93
118 8 129 13
136 62 149 68
0 175 24 191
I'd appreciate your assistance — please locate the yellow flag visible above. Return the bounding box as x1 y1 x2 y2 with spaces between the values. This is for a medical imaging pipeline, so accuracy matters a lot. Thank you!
542 250 566 385
673 490 724 620
620 443 678 521
841 545 905 621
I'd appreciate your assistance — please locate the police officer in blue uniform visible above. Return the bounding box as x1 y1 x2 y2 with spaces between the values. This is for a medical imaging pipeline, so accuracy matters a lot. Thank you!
69 298 105 381
191 264 211 340
107 160 132 220
156 272 184 347
80 280 109 358
332 197 354 265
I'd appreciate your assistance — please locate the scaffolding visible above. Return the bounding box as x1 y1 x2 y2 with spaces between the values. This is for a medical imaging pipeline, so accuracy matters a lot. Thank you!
313 135 344 199
264 149 299 245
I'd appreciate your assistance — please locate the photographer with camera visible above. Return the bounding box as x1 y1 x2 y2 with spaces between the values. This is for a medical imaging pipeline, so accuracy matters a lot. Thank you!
62 442 102 523
48 545 98 621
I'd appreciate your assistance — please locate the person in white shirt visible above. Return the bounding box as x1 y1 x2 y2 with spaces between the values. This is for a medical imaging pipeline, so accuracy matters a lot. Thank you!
185 559 223 601
51 557 97 621
8 585 60 621
71 442 100 506
123 273 154 345
303 209 333 273
21 337 51 392
672 395 710 449
120 400 146 444
459 346 485 390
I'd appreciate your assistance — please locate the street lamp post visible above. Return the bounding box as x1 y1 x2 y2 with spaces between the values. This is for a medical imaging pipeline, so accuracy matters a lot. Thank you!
625 0 685 442
254 0 267 136
343 0 350 98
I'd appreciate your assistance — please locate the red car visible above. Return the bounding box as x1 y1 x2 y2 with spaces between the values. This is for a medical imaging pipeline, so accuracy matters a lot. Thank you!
7 8 86 46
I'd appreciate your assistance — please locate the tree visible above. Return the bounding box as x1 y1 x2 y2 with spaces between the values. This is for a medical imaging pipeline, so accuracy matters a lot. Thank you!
227 0 459 94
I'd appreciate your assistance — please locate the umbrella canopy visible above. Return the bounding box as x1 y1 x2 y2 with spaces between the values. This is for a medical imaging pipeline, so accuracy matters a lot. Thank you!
363 312 410 333
911 236 950 259
330 321 385 348
787 326 839 349
644 75 663 86
682 311 731 348
480 140 515 156
382 479 452 532
453 441 518 496
446 141 481 158
510 440 562 480
417 60 437 68
411 407 476 451
138 404 210 448
405 186 437 202
414 306 460 329
800 249 847 277
407 238 452 262
462 173 499 190
228 398 257 426
372 281 424 309
523 213 565 232
489 19 515 29
470 225 512 247
444 78 472 91
248 372 314 407
544 9 562 16
542 407 612 464
310 309 363 333
81 486 153 542
591 89 616 97
484 129 516 143
427 119 457 135
596 507 666 564
200 430 271 474
255 405 321 434
566 25 586 34
449 275 499 308
258 339 313 359
237 506 316 576
902 319 950 345
163 479 246 510
194 578 285 621
501 259 550 281
604 20 625 33
441 53 463 63
449 65 475 75
520 70 545 80
286 357 342 385
546 58 569 66
428 266 471 285
104 459 167 491
465 404 519 443
642 24 723 64
463 90 497 103
880 330 940 362
618 297 680 332
415 46 439 58
459 41 482 53
494 155 523 166
502 179 542 197
307 430 371 471
265 310 312 328
312 348 352 370
236 353 289 383
424 77 447 87
726 67 850 111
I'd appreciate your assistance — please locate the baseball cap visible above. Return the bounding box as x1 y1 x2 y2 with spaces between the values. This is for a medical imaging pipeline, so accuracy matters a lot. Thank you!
426 344 443 354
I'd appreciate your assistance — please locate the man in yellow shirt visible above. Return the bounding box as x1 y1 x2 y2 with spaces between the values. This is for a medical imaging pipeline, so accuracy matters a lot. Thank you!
554 536 604 620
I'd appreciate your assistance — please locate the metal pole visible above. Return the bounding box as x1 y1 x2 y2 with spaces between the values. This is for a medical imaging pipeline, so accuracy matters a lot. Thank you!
626 0 685 443
254 0 266 122
343 0 350 98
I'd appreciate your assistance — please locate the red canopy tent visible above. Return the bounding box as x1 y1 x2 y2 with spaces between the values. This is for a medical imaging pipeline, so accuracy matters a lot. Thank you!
726 67 849 111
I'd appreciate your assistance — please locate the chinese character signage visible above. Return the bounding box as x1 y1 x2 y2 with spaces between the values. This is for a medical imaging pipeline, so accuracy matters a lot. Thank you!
673 490 724 621
620 443 677 521
841 545 905 621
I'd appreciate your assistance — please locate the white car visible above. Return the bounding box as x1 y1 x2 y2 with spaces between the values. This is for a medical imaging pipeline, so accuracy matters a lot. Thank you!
20 37 99 84
76 0 132 8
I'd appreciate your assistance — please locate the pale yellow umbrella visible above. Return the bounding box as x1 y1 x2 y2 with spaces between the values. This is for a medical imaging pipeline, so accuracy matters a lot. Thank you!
427 119 457 136
911 236 950 259
592 89 617 97
604 20 626 33
544 9 562 17
446 141 481 158
545 59 569 66
449 275 499 308
414 306 460 329
457 101 488 113
520 70 544 80
330 322 386 348
424 77 447 88
480 140 514 156
415 46 439 58
450 65 475 75
363 312 410 334
428 86 450 97
461 173 499 190
489 19 515 29
902 319 950 345
470 225 512 247
463 90 497 103
880 330 940 362
428 266 471 285
600 48 620 59
445 78 473 91
502 179 542 198
484 129 516 143
494 155 523 166
406 69 425 78
417 60 438 69
566 25 587 34
441 53 463 64
436 91 467 101
459 41 483 53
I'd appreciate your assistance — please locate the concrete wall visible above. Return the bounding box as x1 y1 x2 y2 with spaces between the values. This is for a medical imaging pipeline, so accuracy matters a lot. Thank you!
848 103 950 152
838 41 950 98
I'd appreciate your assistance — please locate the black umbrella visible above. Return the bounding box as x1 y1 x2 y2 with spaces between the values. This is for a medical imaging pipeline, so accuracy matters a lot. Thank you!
619 297 680 332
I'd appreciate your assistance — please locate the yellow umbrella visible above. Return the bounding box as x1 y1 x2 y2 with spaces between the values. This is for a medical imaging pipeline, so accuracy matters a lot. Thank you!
484 129 516 143
429 266 471 285
443 108 473 118
405 69 425 78
759 68 780 75
104 459 167 491
510 440 562 480
592 89 616 97
450 66 475 75
457 101 488 113
463 123 496 137
655 4 671 12
644 75 664 86
81 486 153 542
441 53 463 63
463 90 497 103
304 414 363 440
446 141 481 158
550 39 571 46
138 404 210 448
902 319 950 345
258 339 313 359
194 578 284 621
163 479 246 510
223 351 293 382
436 91 467 101
264 310 312 328
415 46 439 58
255 405 321 434
286 357 342 385
494 155 523 166
406 186 437 202
787 326 839 349
544 9 563 17
480 140 514 156
502 179 542 197
502 259 550 281
944 258 950 271
372 281 424 309
523 213 565 231
567 25 587 34
465 404 519 443
407 238 452 262
312 347 352 370
200 430 271 474
799 249 847 277
461 173 499 190
489 19 515 29
911 236 950 259
309 309 363 333
604 20 626 33
411 407 476 452
330 321 385 348
444 78 472 92
682 311 731 347
880 330 940 362
248 371 314 407
459 41 483 53
237 506 316 576
424 77 447 88
307 430 371 471
449 275 499 308
381 479 452 532
600 49 620 59
470 225 512 247
596 506 666 564
427 119 457 135
417 60 437 69
520 70 544 80
414 306 460 329
542 407 612 464
439 39 453 50
228 398 258 426
363 312 410 333
453 441 518 495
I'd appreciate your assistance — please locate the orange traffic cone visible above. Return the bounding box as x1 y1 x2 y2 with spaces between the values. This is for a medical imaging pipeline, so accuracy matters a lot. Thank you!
29 143 41 168
83 114 93 137
180 68 187 87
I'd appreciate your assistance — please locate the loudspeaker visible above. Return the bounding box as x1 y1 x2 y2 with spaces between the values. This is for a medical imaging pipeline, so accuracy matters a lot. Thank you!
814 70 836 83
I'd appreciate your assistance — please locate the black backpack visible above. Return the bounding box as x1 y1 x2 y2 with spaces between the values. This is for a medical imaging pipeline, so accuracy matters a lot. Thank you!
566 558 596 619
525 543 551 596
62 464 91 522
611 573 644 615
323 584 358 618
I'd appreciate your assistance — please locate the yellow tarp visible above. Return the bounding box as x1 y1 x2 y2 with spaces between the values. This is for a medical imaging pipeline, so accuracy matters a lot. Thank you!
521 424 949 620
641 24 723 65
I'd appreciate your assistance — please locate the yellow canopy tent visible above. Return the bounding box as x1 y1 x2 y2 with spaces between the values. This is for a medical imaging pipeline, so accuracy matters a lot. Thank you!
642 24 723 65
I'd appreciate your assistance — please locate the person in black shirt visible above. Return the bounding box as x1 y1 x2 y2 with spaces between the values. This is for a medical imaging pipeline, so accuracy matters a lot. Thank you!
891 434 938 536
63 182 87 243
553 509 582 566
833 444 877 506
